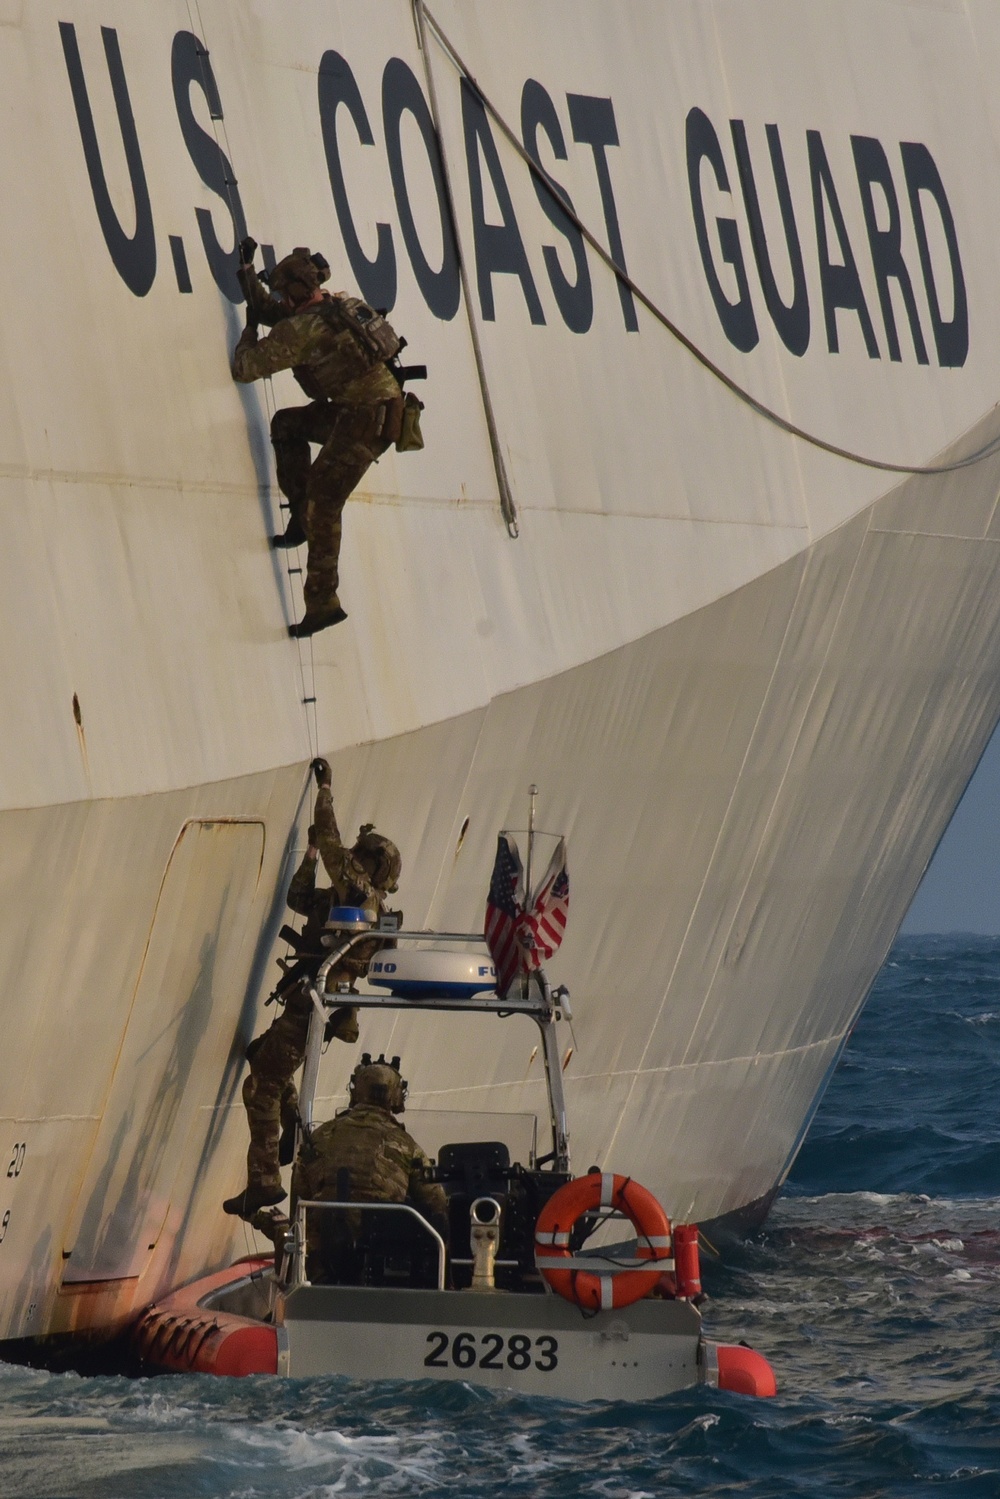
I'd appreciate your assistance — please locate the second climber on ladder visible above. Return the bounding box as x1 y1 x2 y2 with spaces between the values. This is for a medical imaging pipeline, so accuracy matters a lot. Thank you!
233 240 424 638
222 755 403 1218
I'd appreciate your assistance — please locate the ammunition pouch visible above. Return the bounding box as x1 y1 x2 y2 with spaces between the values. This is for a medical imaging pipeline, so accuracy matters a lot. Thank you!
331 295 401 364
291 297 403 400
312 296 401 383
396 391 424 453
379 395 405 448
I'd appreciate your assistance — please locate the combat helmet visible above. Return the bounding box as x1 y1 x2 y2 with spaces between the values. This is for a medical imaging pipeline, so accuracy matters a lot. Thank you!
266 247 331 302
349 1053 407 1113
353 823 402 894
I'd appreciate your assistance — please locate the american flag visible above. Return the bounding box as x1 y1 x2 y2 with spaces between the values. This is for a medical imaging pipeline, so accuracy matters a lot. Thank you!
485 834 570 996
517 838 569 972
485 833 525 998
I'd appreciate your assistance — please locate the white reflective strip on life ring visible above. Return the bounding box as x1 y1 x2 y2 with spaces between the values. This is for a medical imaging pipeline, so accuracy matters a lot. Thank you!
702 1340 719 1386
601 1173 615 1207
534 1230 571 1246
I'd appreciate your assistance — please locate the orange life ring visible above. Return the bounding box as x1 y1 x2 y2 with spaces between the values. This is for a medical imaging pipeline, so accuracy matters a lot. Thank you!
534 1173 673 1311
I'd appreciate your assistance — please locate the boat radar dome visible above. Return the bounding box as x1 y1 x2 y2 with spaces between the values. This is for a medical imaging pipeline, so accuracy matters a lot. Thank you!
368 948 497 999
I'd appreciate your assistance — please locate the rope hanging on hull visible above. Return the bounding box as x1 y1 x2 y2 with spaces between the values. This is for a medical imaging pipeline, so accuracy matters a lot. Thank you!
412 0 519 537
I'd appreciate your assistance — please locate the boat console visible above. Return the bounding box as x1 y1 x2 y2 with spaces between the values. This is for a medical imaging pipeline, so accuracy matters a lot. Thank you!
297 1147 576 1295
431 1143 573 1292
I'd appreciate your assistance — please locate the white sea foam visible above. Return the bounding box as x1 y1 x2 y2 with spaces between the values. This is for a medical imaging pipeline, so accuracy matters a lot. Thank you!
220 1421 446 1491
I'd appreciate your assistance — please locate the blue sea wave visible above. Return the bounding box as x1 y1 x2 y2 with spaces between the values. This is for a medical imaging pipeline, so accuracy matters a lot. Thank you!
2 933 999 1497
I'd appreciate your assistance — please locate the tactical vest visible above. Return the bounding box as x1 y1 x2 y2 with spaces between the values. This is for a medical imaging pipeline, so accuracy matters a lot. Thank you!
293 296 401 402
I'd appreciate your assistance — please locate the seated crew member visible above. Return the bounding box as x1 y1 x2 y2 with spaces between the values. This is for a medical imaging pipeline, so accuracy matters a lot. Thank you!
223 757 402 1219
292 1057 448 1284
232 241 403 638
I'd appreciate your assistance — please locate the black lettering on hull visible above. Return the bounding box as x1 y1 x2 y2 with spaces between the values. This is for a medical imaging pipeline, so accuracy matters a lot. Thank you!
852 134 928 364
686 107 759 353
901 142 968 369
461 79 545 324
807 129 879 358
318 52 397 312
382 58 460 321
568 93 636 332
521 80 593 335
693 109 966 369
172 31 247 304
60 23 156 298
730 120 809 357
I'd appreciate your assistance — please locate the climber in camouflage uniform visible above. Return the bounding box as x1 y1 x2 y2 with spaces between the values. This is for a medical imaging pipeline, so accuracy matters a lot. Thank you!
292 1058 448 1284
232 242 403 637
223 758 402 1219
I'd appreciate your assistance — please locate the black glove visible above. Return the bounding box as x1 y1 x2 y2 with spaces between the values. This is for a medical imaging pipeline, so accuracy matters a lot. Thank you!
307 824 317 846
244 303 259 332
239 236 258 266
312 757 332 787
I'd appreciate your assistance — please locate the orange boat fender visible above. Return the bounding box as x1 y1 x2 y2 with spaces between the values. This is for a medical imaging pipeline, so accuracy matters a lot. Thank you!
131 1258 278 1378
708 1341 778 1397
534 1172 673 1311
136 1304 277 1376
209 1322 279 1378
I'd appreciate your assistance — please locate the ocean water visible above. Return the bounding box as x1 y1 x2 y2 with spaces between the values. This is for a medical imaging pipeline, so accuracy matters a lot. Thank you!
3 932 999 1498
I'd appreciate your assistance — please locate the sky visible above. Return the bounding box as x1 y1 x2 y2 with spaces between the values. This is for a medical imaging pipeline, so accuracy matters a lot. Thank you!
902 726 1000 934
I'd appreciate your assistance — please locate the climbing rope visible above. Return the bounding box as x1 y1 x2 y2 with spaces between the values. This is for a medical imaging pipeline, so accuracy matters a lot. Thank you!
187 0 320 760
259 368 321 761
418 0 1000 479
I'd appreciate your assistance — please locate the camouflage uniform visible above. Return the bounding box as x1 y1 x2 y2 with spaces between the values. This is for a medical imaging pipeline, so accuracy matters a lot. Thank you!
237 262 286 328
232 283 401 617
293 1104 448 1281
240 785 398 1196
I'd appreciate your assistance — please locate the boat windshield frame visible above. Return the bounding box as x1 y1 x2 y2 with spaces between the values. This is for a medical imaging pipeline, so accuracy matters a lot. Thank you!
297 926 571 1174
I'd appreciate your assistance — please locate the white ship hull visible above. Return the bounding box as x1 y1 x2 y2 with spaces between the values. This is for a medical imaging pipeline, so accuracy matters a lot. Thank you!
2 0 1000 1345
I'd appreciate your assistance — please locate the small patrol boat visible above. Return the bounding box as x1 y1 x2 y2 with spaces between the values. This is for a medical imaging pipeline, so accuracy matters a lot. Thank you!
133 921 776 1401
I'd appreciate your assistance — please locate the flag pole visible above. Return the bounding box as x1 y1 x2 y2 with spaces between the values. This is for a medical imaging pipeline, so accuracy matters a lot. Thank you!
523 784 538 1001
525 784 538 905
